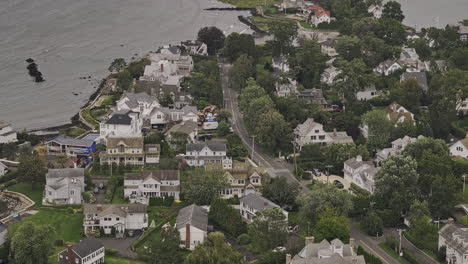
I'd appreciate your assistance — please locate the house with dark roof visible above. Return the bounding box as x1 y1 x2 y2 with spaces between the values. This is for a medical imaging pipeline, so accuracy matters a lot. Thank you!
83 204 148 237
0 121 17 144
221 168 262 199
320 38 338 57
57 237 104 264
99 110 142 141
176 204 209 250
184 143 232 169
401 72 429 92
46 135 96 157
439 220 468 264
373 60 403 76
298 88 329 107
116 92 160 118
239 193 288 222
286 237 365 264
124 170 180 204
293 118 353 150
44 168 85 205
165 120 198 142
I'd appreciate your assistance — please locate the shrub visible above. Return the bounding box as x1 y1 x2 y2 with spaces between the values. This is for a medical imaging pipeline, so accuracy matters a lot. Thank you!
385 236 398 251
105 248 118 256
438 246 446 261
66 207 74 214
237 234 251 245
0 172 17 184
1 179 18 189
402 249 421 263
54 239 64 246
356 246 383 264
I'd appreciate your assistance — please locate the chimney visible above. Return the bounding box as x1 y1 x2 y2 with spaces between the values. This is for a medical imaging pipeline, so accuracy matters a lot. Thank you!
96 204 102 212
185 223 191 249
160 63 164 72
305 236 315 245
349 238 355 250
67 244 74 264
448 217 455 225
356 155 362 162
333 128 337 136
285 254 292 264
264 202 269 207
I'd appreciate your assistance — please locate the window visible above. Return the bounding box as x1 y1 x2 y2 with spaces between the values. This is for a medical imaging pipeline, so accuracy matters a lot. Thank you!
48 191 52 195
311 136 317 140
252 178 259 183
315 130 319 133
319 135 325 140
457 146 464 152
119 145 125 153
180 240 185 245
116 217 120 221
70 190 75 195
238 180 245 184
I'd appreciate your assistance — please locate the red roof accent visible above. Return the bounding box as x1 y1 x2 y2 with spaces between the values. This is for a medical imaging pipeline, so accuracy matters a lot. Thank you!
308 4 324 11
315 10 330 18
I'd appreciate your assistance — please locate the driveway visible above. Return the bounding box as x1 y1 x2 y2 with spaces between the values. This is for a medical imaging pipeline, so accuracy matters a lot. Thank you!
97 231 141 259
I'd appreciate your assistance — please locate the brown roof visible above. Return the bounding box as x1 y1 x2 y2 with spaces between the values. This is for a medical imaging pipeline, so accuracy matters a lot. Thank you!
107 136 144 149
144 144 160 154
125 170 180 181
83 204 147 217
160 185 180 192
460 136 468 149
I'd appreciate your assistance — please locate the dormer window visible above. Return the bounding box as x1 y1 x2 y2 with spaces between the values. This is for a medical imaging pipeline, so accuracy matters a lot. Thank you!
119 145 125 153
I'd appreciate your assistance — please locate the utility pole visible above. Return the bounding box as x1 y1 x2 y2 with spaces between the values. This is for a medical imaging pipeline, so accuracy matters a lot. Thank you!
325 165 333 184
463 174 466 193
292 142 299 180
251 135 256 162
397 229 405 256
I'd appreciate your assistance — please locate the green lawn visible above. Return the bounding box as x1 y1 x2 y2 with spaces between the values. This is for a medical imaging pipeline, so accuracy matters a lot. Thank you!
60 127 86 137
7 182 44 206
111 186 128 204
378 243 411 264
9 209 84 243
101 95 115 107
217 0 281 8
300 21 313 29
248 16 280 31
105 256 147 264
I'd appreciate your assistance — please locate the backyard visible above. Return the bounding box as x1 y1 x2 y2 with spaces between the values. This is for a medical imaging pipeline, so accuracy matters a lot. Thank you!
7 182 44 206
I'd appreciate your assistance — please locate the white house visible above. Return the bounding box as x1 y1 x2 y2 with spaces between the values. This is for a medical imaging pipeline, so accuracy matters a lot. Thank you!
0 121 17 144
321 66 341 84
99 110 142 141
149 105 198 129
141 45 194 82
180 40 208 56
272 56 290 73
124 170 180 204
374 60 403 76
220 170 262 199
320 38 338 57
286 237 365 264
293 118 353 150
184 143 232 169
376 136 420 162
457 98 468 115
57 237 104 264
344 155 380 193
165 120 198 143
116 92 160 118
100 136 145 166
438 220 468 264
459 23 468 41
44 168 85 205
176 204 208 250
310 10 331 27
276 79 298 97
385 102 415 124
239 193 288 222
450 135 468 159
0 162 8 177
356 86 381 101
368 4 383 18
83 204 148 237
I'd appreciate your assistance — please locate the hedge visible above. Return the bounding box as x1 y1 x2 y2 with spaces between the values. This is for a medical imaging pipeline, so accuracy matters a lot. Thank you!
403 249 422 264
0 179 18 189
149 196 174 207
0 172 17 184
357 246 383 264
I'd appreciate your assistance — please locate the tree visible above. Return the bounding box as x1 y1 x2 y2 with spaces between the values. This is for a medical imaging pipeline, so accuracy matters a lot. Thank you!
217 121 231 137
168 131 189 154
197 27 225 55
377 18 406 46
254 109 292 153
262 176 300 208
149 227 182 264
108 58 127 73
362 109 394 151
239 79 268 110
244 95 275 131
158 93 174 107
449 48 468 71
183 169 228 205
56 153 69 168
289 40 327 88
374 155 419 213
336 36 362 61
407 200 431 225
407 215 438 251
217 110 232 122
229 55 256 91
361 211 383 236
322 143 370 175
222 33 257 62
409 38 432 61
209 199 247 237
10 222 54 264
248 208 288 252
185 232 244 264
269 21 298 56
17 151 47 189
382 1 405 22
116 70 133 91
257 251 286 264
298 183 353 223
256 70 277 95
390 78 422 114
335 59 378 101
313 209 350 242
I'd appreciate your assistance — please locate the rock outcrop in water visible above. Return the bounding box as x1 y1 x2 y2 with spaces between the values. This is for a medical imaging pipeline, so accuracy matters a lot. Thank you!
25 58 44 82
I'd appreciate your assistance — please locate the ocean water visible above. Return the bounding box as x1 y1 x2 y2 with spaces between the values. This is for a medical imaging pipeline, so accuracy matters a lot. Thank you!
0 0 250 130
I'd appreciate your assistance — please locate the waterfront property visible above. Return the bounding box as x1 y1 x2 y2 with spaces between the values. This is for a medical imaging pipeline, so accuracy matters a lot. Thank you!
46 134 97 157
116 92 161 118
184 143 232 169
293 118 353 150
0 121 17 144
124 170 180 204
176 204 208 250
100 136 145 166
239 193 288 222
57 237 105 264
44 168 85 205
83 204 148 237
286 237 365 264
99 110 143 141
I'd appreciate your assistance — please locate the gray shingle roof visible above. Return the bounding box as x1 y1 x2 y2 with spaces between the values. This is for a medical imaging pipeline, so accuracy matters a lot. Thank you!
70 237 104 258
186 143 226 152
46 168 85 179
439 224 468 254
291 239 365 264
105 110 135 125
49 135 94 147
176 204 208 232
121 92 159 109
83 204 147 217
401 72 429 92
106 136 144 149
166 120 198 135
240 193 280 212
125 170 180 181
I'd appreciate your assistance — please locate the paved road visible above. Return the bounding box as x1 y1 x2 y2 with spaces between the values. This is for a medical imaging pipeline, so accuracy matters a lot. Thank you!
220 63 309 192
350 225 400 264
386 228 440 264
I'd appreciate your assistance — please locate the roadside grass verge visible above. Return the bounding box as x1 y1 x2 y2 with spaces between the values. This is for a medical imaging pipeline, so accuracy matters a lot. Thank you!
378 243 411 264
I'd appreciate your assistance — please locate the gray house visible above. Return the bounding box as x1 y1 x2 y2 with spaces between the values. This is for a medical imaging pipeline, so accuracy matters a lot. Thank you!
44 168 85 205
